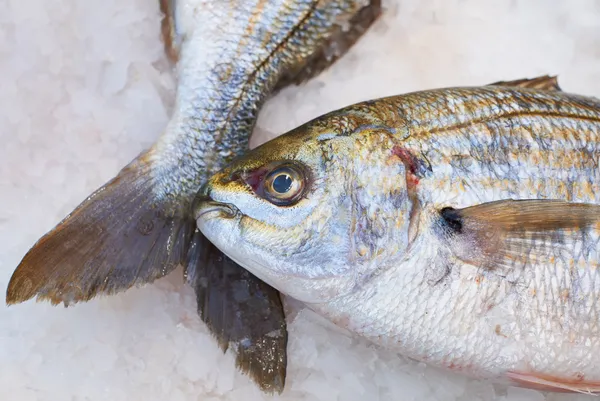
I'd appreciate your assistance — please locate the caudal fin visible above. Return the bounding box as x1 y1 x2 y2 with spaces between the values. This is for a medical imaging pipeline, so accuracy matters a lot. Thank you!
186 232 288 394
6 150 194 306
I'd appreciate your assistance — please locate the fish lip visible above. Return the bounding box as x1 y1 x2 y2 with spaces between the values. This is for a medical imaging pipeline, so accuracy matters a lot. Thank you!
194 195 239 220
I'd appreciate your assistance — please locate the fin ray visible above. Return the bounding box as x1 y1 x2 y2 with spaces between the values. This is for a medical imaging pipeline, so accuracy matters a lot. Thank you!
6 150 194 306
274 0 382 91
439 199 600 271
159 0 180 63
489 75 562 91
507 371 600 394
185 232 287 394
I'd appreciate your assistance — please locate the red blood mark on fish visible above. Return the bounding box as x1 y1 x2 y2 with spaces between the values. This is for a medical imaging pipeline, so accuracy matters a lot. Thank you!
447 362 462 371
391 146 432 189
392 146 420 185
390 146 432 245
444 360 473 372
406 174 420 188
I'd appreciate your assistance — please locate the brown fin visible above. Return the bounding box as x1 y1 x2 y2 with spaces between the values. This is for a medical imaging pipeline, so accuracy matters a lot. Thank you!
185 232 287 394
273 0 382 91
488 75 562 91
507 371 600 394
159 0 180 63
6 150 194 306
438 199 600 270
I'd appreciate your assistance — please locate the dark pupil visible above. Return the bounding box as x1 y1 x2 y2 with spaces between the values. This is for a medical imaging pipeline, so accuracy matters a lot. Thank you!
273 173 293 194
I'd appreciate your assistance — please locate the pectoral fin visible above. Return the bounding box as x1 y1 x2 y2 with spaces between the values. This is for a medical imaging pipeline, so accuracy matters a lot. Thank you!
438 199 600 271
488 75 562 91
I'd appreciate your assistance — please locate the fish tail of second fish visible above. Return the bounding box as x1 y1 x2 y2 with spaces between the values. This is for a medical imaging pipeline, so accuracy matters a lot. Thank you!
273 0 383 91
185 230 288 392
159 0 180 63
6 147 194 306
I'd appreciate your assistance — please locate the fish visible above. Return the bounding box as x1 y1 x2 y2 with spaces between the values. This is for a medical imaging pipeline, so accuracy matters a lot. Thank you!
5 0 382 393
194 75 600 394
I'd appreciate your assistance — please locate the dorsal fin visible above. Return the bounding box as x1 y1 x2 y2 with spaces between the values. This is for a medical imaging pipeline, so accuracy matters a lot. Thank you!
488 75 562 91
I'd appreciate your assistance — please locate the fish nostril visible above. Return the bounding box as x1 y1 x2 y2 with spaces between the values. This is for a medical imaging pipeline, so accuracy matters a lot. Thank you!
193 184 212 209
200 183 211 198
191 186 212 219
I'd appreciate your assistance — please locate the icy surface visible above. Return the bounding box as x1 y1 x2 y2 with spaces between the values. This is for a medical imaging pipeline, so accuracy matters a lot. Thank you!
2 0 600 400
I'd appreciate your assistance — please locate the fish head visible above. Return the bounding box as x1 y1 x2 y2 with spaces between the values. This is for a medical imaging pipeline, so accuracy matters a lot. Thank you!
195 118 414 304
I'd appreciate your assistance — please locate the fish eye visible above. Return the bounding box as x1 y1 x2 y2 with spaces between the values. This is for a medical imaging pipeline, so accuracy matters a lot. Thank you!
272 173 293 194
263 165 305 206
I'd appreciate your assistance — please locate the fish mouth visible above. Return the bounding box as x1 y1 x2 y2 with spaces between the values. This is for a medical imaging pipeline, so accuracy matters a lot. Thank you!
194 195 239 220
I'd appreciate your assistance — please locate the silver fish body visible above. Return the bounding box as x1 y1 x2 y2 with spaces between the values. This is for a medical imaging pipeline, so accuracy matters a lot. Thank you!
7 0 382 392
195 78 600 393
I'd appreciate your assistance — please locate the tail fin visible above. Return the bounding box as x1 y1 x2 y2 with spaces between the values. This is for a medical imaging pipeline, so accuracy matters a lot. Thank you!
186 231 288 394
159 0 180 63
6 150 194 306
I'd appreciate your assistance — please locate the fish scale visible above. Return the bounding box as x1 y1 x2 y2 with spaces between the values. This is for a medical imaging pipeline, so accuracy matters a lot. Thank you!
196 77 600 392
400 104 600 206
342 89 600 381
7 0 383 393
157 0 380 200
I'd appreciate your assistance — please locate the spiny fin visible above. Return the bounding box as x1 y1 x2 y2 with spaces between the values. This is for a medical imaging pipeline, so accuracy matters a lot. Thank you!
185 232 287 394
6 150 194 306
507 371 600 394
489 75 562 91
273 0 382 91
438 199 600 271
159 0 180 63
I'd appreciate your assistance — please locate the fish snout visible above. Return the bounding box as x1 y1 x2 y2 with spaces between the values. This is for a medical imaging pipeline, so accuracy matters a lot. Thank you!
193 183 239 221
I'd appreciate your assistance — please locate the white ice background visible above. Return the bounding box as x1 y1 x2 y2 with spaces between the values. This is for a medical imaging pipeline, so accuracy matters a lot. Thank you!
2 0 600 400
